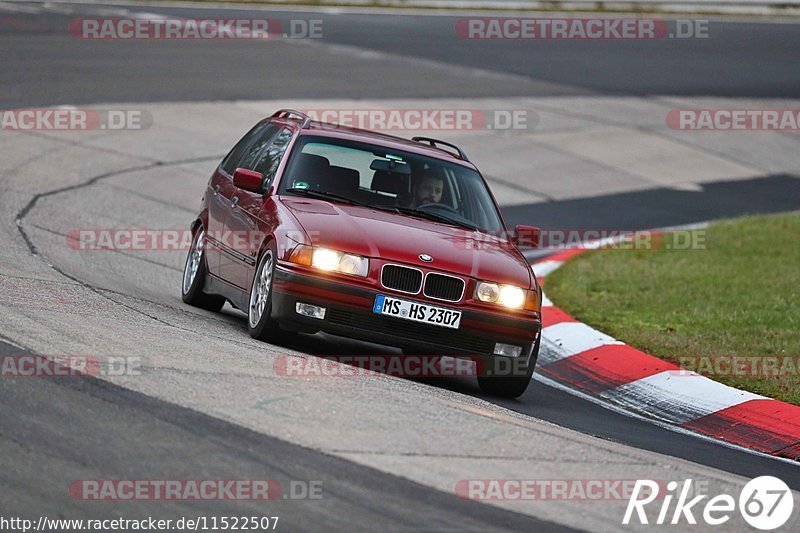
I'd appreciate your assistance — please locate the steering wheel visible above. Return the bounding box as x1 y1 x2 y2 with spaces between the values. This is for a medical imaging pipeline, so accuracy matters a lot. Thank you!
416 202 461 216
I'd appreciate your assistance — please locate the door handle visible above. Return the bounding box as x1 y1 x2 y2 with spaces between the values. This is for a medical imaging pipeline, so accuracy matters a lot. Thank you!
231 196 239 209
213 184 220 196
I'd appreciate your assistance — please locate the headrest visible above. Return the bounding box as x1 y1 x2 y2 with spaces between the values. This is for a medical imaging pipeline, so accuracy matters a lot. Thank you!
294 153 330 178
371 170 408 195
329 166 360 192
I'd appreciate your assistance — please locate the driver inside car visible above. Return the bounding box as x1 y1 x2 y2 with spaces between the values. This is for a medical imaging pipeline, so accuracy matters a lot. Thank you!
410 168 445 208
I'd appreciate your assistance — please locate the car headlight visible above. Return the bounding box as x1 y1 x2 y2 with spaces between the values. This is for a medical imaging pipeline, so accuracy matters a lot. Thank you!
290 245 369 277
476 281 526 309
499 285 526 309
311 248 340 271
476 282 500 303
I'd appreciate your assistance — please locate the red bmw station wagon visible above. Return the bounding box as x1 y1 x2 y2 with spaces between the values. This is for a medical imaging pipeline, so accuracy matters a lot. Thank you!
182 110 542 397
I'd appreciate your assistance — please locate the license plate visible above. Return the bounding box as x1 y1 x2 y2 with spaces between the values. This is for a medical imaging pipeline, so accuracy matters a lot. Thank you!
373 294 462 329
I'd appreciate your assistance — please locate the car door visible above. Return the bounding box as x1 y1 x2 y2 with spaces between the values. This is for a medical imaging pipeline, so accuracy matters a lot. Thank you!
205 170 231 278
221 125 293 289
211 122 279 284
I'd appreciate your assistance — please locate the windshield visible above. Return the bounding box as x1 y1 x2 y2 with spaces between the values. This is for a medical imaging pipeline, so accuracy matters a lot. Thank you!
278 135 506 233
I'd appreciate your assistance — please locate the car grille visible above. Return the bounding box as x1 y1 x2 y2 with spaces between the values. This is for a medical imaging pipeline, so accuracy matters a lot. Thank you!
424 273 465 302
381 265 422 293
327 309 494 354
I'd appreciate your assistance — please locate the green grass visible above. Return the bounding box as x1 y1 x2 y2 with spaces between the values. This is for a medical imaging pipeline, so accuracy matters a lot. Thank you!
546 212 800 405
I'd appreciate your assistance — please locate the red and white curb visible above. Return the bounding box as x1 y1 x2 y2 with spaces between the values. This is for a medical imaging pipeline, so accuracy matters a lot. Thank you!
532 248 800 461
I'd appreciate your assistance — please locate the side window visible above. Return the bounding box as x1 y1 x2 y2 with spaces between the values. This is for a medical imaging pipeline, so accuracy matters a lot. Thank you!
219 122 275 176
238 123 280 171
251 128 293 191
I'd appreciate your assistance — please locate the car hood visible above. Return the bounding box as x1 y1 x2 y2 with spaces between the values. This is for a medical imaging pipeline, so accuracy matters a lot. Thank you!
281 197 533 288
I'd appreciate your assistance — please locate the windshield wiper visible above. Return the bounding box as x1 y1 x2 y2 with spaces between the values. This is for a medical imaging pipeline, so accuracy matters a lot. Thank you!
378 205 479 231
285 188 369 207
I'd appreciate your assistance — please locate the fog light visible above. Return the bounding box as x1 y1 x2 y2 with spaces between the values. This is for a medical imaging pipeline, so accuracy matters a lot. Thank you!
494 343 522 358
296 302 326 319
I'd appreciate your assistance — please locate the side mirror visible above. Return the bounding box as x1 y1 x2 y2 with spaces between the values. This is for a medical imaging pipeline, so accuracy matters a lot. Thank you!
513 225 540 248
233 168 263 193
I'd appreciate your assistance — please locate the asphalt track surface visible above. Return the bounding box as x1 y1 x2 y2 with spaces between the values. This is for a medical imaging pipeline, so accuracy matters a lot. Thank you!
0 338 559 530
2 1 800 529
2 2 800 107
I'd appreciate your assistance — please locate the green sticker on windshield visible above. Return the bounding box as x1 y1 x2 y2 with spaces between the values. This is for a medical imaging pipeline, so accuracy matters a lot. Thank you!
294 181 309 189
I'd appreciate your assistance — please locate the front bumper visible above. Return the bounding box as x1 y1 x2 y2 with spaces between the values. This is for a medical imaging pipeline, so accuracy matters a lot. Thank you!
271 265 541 368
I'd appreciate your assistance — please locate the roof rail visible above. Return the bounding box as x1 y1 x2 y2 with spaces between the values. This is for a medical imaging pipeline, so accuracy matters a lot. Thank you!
272 109 311 128
411 137 469 162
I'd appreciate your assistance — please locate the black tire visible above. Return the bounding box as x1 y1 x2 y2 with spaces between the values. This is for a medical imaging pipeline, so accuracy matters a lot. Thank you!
181 226 225 312
247 245 295 345
477 337 540 398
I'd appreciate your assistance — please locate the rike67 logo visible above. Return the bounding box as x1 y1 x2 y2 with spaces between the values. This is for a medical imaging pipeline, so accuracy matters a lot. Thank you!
624 476 794 529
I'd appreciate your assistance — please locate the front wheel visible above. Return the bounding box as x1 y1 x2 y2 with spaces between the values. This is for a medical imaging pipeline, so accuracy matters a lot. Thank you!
247 246 295 344
182 227 225 311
